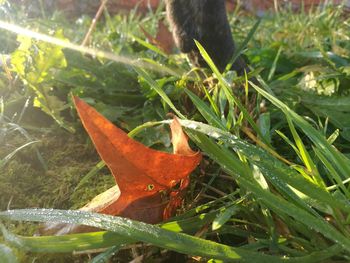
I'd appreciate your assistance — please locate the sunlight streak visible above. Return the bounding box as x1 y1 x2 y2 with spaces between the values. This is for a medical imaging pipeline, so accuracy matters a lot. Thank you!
0 21 182 77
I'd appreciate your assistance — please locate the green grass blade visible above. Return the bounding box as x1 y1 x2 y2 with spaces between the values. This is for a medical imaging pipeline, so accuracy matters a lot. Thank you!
212 205 239 231
74 160 106 192
0 212 216 253
201 83 220 116
0 244 17 263
275 130 301 160
186 133 350 253
258 112 271 144
267 46 282 81
0 209 293 262
0 141 39 169
185 89 226 130
90 245 122 263
134 67 184 118
286 117 325 187
0 223 128 253
160 212 216 233
180 120 350 214
225 19 262 72
250 81 350 181
195 41 268 146
314 147 350 199
131 35 168 58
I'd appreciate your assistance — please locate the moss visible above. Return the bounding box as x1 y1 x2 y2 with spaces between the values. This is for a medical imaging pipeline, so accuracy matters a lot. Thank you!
0 128 114 225
0 128 118 261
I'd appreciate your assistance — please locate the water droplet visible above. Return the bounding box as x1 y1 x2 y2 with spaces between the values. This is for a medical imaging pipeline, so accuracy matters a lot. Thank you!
94 217 102 223
188 123 199 130
251 155 261 161
208 131 221 139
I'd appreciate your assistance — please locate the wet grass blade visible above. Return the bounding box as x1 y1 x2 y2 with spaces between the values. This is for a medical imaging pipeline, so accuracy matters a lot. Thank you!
250 81 350 193
180 120 350 214
0 212 214 253
0 209 293 262
186 132 350 253
0 244 17 263
0 223 128 253
185 89 226 130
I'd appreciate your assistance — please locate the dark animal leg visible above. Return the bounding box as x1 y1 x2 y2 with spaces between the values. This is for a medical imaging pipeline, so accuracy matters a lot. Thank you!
165 0 247 73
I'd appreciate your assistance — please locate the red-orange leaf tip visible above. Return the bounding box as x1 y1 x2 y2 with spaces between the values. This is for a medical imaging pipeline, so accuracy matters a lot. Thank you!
72 96 201 224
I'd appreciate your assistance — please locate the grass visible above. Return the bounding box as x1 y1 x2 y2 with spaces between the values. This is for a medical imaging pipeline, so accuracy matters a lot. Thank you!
0 0 350 262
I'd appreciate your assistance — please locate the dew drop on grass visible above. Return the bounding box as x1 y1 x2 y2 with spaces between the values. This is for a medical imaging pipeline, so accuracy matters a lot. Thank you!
228 140 236 145
251 155 261 161
94 217 102 223
187 123 199 130
208 131 221 139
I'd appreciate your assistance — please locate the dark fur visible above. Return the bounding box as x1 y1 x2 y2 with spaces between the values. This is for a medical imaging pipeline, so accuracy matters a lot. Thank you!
165 0 246 73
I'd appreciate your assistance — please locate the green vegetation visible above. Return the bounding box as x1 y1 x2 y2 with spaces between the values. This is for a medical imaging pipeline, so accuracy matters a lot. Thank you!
1 1 350 262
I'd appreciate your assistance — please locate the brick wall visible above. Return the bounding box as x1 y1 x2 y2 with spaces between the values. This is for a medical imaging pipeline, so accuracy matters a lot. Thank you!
13 0 350 16
115 0 350 13
238 0 349 15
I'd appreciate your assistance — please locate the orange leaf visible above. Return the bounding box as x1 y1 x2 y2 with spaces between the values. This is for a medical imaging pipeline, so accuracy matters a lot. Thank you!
140 20 175 54
76 96 200 219
39 97 201 235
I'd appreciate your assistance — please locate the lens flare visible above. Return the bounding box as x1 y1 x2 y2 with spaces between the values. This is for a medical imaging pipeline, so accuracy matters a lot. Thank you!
0 20 183 77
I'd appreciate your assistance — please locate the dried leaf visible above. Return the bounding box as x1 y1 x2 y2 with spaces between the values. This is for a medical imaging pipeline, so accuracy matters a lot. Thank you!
140 20 175 54
39 97 201 235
